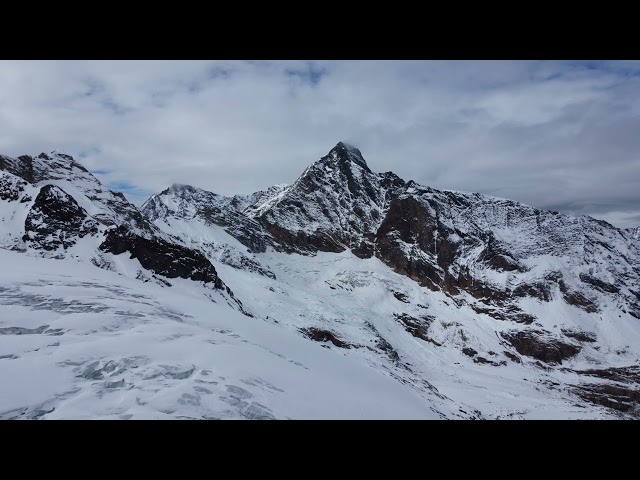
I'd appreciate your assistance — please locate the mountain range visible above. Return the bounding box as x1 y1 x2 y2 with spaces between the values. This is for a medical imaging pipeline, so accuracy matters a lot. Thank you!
0 143 638 419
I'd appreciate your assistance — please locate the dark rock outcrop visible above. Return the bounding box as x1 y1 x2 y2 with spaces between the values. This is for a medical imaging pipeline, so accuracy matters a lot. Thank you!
578 273 620 294
300 327 352 349
501 330 581 365
393 291 410 303
575 366 640 383
363 322 402 365
0 173 27 201
572 383 640 414
572 367 640 414
99 225 225 288
393 313 440 345
558 279 599 313
477 234 524 272
503 351 521 363
264 223 345 254
512 282 552 302
23 185 98 251
374 335 401 364
473 356 506 366
469 303 536 324
561 329 597 343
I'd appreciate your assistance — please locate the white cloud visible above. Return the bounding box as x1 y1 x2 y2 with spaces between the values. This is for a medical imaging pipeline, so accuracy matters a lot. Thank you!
0 60 638 228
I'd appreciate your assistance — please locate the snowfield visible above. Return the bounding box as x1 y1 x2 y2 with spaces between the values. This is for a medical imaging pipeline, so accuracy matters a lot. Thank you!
2 241 635 419
0 249 444 419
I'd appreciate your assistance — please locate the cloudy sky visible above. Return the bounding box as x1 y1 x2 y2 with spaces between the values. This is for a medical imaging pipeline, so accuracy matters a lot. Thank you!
1 60 639 228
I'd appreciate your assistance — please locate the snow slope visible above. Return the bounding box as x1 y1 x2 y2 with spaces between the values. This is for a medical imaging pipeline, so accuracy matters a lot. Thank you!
0 249 443 420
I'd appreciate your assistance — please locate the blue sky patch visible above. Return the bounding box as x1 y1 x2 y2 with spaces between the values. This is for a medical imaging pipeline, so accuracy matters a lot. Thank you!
285 62 327 87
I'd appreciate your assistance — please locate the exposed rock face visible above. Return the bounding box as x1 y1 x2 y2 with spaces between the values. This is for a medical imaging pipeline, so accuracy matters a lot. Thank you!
501 330 581 365
558 278 599 313
579 273 620 294
571 366 640 416
512 281 552 302
561 329 597 343
300 327 352 349
393 313 439 345
254 142 400 255
476 234 524 272
573 383 640 414
23 185 99 251
376 195 446 291
503 351 521 363
462 347 478 357
0 173 27 201
99 225 225 288
1 154 36 183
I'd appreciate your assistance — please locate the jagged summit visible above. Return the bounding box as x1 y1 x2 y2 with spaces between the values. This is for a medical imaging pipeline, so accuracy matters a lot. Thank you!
1 151 88 185
326 141 371 173
168 183 189 190
167 183 199 192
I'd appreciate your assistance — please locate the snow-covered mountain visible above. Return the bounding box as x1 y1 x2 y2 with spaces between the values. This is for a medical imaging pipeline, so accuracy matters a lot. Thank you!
1 145 639 419
1 152 150 234
141 142 640 418
0 152 243 311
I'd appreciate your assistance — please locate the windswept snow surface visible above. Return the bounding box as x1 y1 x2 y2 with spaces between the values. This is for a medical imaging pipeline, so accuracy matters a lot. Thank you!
0 249 444 420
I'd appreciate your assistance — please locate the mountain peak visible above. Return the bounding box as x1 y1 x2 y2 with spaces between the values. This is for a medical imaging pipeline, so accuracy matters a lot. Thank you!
168 183 195 192
328 141 370 172
34 151 77 164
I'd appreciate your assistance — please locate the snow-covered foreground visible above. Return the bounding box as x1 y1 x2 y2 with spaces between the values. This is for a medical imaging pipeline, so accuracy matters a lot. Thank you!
0 249 446 419
2 240 633 419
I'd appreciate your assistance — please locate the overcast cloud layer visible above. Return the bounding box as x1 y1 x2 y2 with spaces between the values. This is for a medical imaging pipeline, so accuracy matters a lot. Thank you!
1 60 639 228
